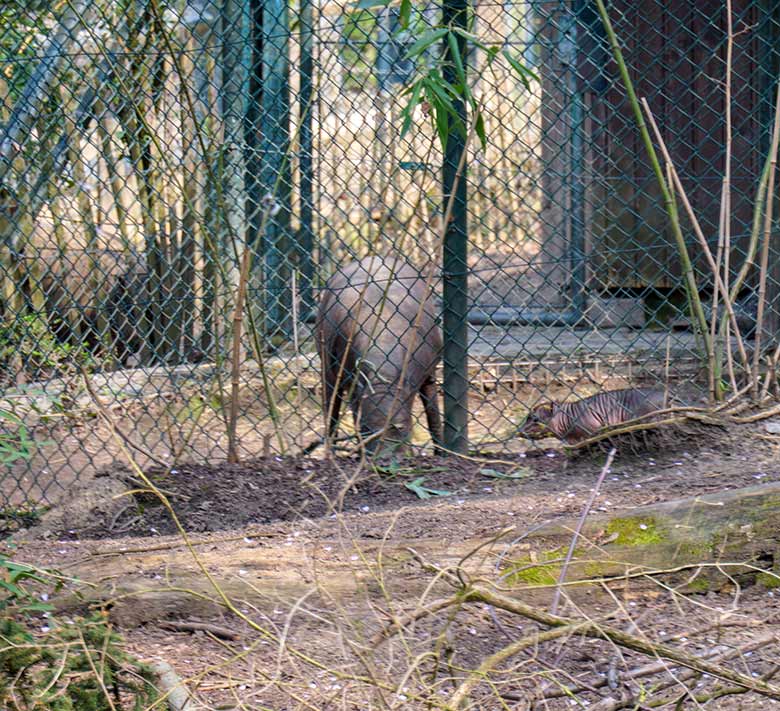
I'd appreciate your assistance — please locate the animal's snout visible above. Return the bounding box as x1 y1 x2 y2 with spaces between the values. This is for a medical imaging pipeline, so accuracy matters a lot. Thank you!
518 418 551 440
517 403 556 440
362 424 412 459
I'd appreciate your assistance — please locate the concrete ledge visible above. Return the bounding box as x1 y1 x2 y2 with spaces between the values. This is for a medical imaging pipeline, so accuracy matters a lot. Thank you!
584 297 646 329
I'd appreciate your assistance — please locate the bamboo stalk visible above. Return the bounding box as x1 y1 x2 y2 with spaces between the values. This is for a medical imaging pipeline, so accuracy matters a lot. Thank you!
0 246 24 385
59 1 237 437
227 243 252 463
291 270 303 452
714 83 780 358
752 76 780 394
640 99 750 383
722 0 734 380
160 63 183 363
594 0 711 365
95 101 132 252
711 178 728 398
118 51 160 365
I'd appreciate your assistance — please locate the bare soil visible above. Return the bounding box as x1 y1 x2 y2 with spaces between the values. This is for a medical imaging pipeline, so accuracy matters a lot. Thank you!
47 422 761 541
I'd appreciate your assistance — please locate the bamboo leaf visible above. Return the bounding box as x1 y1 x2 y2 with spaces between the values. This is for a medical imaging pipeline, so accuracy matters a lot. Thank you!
447 30 466 86
404 27 448 59
485 44 501 65
502 49 539 89
0 580 25 598
399 0 411 28
405 477 451 500
351 0 393 9
433 97 450 152
451 26 490 51
400 78 424 139
474 109 487 151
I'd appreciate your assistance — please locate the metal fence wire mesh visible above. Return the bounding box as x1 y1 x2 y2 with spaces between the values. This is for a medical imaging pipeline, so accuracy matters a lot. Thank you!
1 0 779 510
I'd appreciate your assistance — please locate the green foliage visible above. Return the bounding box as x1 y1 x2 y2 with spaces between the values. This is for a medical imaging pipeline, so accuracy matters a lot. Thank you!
0 556 160 710
0 555 57 613
0 4 49 102
479 466 530 480
404 476 451 500
349 0 537 151
340 10 379 91
0 313 101 383
399 26 538 152
1 315 69 379
0 505 45 537
0 409 36 465
0 613 161 710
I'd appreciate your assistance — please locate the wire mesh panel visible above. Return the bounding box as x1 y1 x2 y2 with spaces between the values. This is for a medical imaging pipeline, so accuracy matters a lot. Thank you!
1 0 779 514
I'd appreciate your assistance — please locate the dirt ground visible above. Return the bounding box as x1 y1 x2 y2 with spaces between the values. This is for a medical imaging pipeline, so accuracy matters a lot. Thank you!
50 424 771 541
6 421 780 709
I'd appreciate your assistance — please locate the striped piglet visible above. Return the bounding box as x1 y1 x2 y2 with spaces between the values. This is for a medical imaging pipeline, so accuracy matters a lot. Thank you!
518 388 670 444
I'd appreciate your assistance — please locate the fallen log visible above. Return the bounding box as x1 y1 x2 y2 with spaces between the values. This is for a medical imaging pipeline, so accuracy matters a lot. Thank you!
45 481 780 627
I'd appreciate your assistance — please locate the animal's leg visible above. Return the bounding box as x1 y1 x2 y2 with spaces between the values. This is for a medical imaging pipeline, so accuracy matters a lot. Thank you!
419 377 443 454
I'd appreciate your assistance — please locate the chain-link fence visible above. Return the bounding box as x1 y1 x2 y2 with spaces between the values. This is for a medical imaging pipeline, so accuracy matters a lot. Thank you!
1 0 779 511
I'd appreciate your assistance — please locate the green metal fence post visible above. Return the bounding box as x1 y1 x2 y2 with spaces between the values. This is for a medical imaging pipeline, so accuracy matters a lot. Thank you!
563 3 587 315
299 0 315 319
221 0 248 307
246 0 262 252
261 0 292 342
442 0 470 455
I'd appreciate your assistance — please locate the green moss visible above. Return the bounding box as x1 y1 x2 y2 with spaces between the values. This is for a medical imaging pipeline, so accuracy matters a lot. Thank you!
581 561 618 579
683 577 711 594
757 571 780 589
509 563 559 586
605 516 663 546
673 541 712 560
504 547 566 586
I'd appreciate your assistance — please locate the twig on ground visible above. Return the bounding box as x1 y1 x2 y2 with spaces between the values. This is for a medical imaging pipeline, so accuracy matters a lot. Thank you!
538 630 776 702
448 623 589 709
89 531 276 558
370 596 461 648
469 585 780 699
732 402 780 423
159 620 240 641
551 448 616 616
